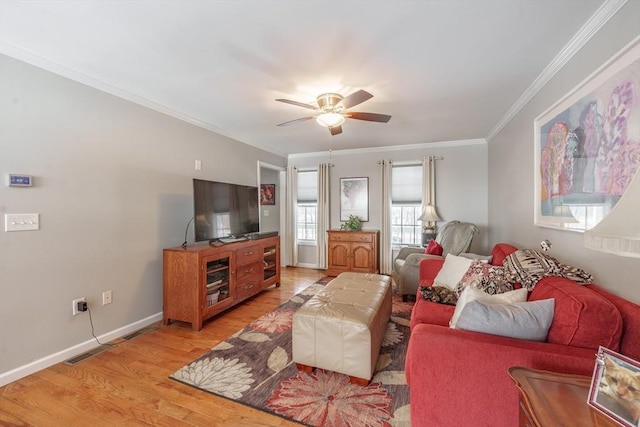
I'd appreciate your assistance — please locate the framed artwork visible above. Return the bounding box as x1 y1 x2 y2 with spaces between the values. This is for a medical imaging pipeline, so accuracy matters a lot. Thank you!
340 177 369 221
588 346 640 427
260 184 275 205
534 38 640 231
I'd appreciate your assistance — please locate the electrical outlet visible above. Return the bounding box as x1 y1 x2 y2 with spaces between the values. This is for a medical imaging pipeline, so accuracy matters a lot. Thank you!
102 290 112 305
72 297 86 316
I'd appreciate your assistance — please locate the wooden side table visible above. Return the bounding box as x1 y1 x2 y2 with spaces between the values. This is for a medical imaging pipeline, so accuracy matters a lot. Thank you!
508 367 618 427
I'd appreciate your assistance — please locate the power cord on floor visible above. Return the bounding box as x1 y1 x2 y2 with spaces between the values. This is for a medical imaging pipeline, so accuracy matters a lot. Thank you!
86 305 108 346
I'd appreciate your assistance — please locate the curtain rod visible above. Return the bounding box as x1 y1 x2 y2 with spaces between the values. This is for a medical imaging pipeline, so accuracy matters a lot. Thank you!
377 156 443 164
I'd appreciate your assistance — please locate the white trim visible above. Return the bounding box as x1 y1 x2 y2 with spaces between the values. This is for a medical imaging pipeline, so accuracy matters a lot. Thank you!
289 138 486 160
485 0 628 141
0 312 162 386
296 262 319 269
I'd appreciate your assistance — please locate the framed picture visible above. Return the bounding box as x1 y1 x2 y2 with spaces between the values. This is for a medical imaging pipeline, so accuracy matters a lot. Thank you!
534 38 640 231
588 346 640 427
260 184 275 205
340 177 368 221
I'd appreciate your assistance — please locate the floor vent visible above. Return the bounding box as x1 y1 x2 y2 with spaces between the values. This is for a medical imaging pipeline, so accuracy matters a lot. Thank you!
120 324 159 341
63 344 114 366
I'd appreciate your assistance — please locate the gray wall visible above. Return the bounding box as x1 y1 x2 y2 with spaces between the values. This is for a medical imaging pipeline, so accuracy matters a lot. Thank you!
488 1 640 303
0 54 286 379
289 140 489 266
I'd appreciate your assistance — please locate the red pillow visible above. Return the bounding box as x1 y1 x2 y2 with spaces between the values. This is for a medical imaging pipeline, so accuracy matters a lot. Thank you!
425 239 443 256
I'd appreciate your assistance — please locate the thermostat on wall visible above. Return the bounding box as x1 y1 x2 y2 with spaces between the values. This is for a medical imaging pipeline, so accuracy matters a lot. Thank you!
8 174 32 187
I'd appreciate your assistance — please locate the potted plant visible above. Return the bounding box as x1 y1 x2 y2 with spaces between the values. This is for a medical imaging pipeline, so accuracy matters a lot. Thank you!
340 215 361 231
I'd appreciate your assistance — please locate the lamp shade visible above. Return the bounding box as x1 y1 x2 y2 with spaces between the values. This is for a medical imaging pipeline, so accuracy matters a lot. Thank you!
418 205 441 222
584 169 640 258
316 113 345 128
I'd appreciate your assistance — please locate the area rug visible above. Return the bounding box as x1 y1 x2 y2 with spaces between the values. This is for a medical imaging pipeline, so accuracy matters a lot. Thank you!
170 277 413 427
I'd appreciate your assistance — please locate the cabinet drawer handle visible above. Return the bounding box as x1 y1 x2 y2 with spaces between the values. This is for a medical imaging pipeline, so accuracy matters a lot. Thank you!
244 268 254 273
360 236 367 240
244 284 254 290
244 251 254 255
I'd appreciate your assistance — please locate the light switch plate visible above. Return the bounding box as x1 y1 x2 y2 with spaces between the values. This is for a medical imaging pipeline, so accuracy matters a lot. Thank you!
5 213 40 231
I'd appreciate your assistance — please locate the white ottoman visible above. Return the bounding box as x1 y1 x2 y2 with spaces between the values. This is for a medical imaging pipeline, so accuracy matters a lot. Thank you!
292 272 392 384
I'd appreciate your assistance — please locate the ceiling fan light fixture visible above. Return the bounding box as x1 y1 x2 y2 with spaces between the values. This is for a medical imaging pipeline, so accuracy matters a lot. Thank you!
316 112 345 128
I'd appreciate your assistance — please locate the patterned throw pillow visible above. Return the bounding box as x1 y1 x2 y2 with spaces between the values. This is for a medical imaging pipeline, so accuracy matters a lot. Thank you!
454 262 514 296
419 286 459 305
503 249 594 290
557 262 593 284
502 249 563 290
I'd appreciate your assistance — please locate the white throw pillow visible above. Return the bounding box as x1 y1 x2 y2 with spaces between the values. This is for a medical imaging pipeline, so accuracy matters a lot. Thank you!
433 254 473 291
450 286 528 328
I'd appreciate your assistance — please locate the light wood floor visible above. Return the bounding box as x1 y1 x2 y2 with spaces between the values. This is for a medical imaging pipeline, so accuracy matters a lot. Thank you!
0 267 326 427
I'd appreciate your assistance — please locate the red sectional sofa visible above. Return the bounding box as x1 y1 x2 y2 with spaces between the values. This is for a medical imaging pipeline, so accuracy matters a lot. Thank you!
405 243 640 427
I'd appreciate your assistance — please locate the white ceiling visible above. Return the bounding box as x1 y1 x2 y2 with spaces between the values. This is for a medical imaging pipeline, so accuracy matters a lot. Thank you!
0 0 610 157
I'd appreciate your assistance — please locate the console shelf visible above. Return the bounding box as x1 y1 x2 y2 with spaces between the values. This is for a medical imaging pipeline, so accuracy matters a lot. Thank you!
163 235 280 330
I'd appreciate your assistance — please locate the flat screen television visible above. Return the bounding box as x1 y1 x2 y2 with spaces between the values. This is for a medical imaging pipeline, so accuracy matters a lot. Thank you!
193 178 260 242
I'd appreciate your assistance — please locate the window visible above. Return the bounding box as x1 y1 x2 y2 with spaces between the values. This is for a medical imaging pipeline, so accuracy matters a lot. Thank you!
297 204 317 241
214 213 231 237
564 204 606 231
391 164 423 246
297 170 318 243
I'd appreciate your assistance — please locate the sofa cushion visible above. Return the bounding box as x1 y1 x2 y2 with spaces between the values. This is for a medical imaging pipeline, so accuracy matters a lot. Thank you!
456 299 555 341
410 298 455 329
450 286 528 328
454 262 514 296
529 277 623 351
433 254 473 290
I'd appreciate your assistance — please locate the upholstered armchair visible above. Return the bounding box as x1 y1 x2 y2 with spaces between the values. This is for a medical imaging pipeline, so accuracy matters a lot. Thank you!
391 220 478 300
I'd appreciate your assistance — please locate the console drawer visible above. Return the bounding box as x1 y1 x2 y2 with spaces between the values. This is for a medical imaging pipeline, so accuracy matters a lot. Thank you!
236 244 261 265
236 279 261 300
329 232 373 243
237 261 262 281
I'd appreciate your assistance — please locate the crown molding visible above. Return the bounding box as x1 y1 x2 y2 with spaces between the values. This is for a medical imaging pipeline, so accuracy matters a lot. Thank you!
0 40 289 159
485 0 628 142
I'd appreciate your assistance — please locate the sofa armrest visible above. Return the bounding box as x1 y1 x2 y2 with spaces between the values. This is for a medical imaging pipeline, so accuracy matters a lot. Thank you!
405 324 596 427
395 246 424 261
418 257 445 283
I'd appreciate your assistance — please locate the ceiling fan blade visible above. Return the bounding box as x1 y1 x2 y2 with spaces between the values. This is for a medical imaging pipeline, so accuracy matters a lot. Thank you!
277 116 316 127
329 125 343 136
346 112 392 123
275 98 318 110
339 90 373 109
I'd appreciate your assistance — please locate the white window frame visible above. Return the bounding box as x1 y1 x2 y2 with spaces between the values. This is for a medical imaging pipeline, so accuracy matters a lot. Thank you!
296 170 318 245
391 163 423 247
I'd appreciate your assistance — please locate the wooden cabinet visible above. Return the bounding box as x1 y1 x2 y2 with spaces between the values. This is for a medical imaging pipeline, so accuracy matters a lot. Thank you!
327 230 379 276
163 236 280 330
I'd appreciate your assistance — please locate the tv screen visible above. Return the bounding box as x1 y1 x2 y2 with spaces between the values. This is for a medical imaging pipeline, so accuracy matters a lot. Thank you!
193 179 260 242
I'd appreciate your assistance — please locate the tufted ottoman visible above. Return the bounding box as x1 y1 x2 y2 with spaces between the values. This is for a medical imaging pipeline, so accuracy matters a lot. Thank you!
292 272 392 384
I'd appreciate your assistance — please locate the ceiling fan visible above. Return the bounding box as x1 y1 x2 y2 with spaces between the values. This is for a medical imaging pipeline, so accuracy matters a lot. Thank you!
275 90 391 136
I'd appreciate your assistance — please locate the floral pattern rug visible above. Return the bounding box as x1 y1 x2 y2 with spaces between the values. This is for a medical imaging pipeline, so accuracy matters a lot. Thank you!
170 278 413 427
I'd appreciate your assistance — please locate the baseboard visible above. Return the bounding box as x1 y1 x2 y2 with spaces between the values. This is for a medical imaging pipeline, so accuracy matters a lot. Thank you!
0 312 163 387
296 263 319 269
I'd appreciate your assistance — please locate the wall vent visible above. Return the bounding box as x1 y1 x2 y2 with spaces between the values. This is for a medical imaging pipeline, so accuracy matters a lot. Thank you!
63 344 113 366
